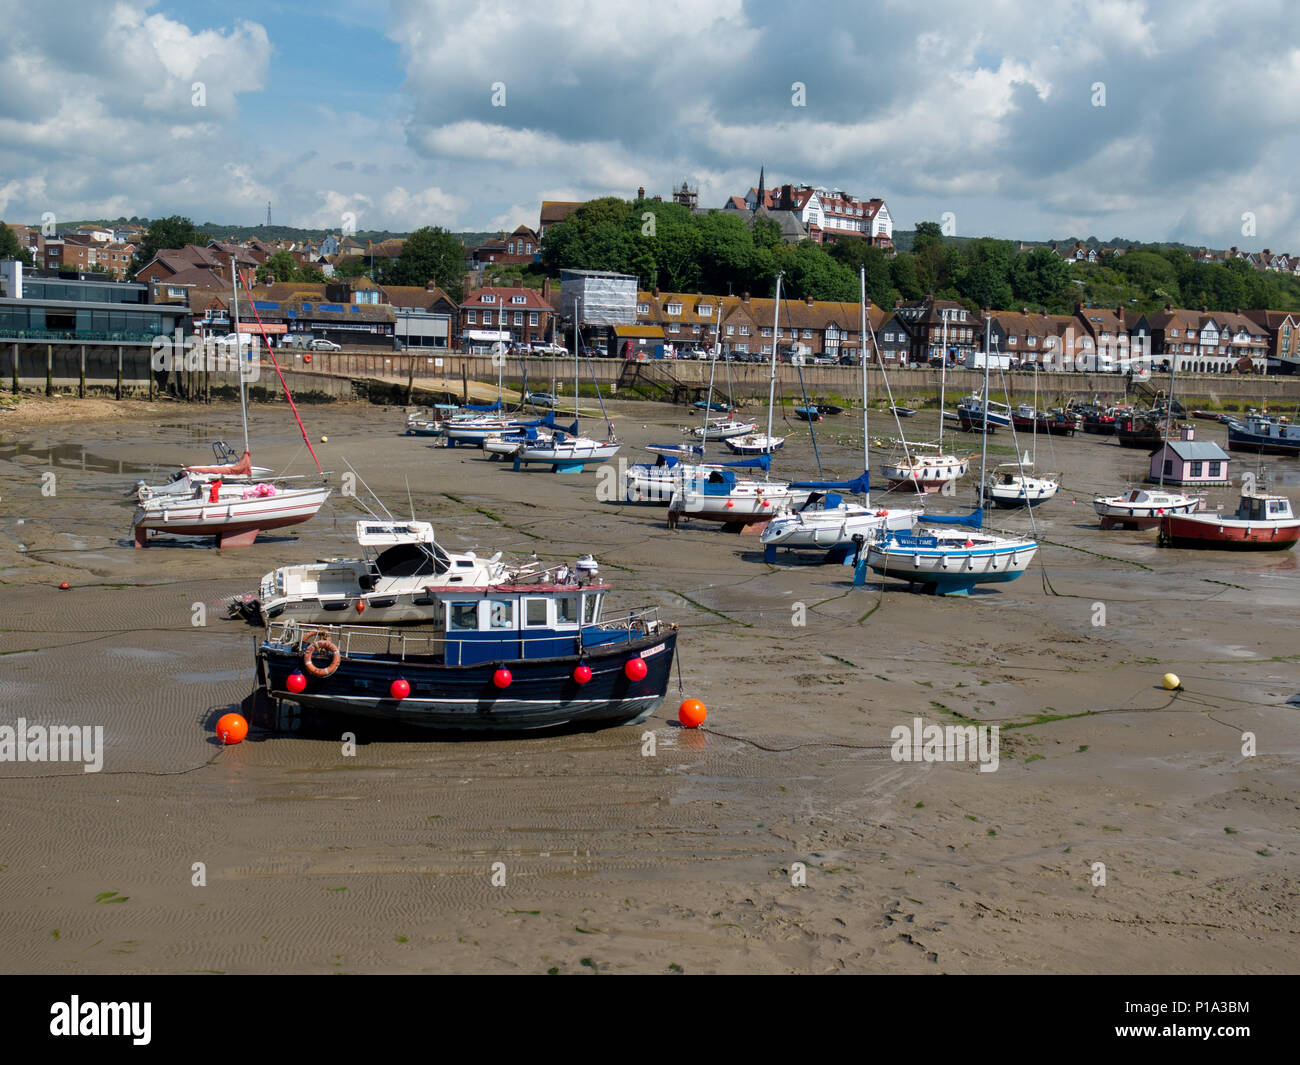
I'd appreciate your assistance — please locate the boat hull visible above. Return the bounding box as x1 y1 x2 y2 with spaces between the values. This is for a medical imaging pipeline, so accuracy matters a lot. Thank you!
1226 429 1300 455
865 539 1037 596
258 629 677 731
134 488 331 547
1158 514 1300 550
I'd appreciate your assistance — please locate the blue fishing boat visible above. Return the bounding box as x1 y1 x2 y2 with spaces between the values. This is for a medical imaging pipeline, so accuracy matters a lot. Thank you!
1226 412 1300 455
793 406 823 422
693 398 730 412
256 560 678 732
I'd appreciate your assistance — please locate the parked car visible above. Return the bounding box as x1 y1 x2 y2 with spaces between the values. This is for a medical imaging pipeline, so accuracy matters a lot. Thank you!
525 391 558 408
813 355 835 365
309 338 341 351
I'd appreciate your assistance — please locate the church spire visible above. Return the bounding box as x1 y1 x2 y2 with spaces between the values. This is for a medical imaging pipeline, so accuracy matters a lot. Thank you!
755 166 765 212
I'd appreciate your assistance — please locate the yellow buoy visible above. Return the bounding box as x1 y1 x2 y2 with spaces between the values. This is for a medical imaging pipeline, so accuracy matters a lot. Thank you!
1162 672 1181 691
320 435 329 443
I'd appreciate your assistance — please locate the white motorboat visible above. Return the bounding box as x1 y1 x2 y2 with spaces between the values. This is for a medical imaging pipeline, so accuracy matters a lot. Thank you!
724 433 785 455
252 520 507 625
671 467 811 523
864 527 1039 596
1094 487 1200 529
689 418 756 440
983 464 1059 508
518 433 621 466
760 494 921 548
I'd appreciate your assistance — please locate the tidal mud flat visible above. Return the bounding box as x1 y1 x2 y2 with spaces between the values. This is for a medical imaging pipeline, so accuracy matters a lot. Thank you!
0 396 1297 974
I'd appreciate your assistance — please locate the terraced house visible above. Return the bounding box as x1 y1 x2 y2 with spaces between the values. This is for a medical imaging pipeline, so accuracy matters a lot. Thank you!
1137 305 1270 373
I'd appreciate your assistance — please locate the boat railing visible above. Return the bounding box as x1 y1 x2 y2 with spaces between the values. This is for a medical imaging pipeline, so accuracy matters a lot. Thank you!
268 620 447 660
580 606 664 647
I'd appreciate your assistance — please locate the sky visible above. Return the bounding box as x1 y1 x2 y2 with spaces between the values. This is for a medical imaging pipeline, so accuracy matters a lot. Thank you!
2 0 1300 250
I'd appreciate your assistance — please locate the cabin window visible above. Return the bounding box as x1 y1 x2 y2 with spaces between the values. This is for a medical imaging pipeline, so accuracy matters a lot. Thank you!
555 596 579 626
524 598 549 627
487 600 514 629
449 602 478 630
1208 462 1221 477
1189 461 1203 478
583 595 598 624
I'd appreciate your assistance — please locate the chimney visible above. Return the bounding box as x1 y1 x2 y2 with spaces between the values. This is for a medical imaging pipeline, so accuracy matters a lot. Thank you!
742 291 750 303
1181 426 1195 441
1201 305 1208 312
805 295 814 306
541 277 552 299
637 186 645 200
1075 302 1084 313
1021 307 1029 315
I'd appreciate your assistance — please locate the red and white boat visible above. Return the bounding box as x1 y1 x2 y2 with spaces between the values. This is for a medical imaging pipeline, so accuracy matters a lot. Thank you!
134 479 332 549
1159 491 1300 550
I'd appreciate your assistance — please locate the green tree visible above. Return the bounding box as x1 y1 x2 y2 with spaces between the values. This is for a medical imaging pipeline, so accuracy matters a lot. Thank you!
131 215 205 272
0 222 33 265
889 253 922 300
386 226 466 299
911 220 945 256
258 249 300 284
827 237 894 307
1011 247 1072 311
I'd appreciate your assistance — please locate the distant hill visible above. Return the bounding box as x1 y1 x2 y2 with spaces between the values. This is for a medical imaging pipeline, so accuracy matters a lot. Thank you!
33 218 485 247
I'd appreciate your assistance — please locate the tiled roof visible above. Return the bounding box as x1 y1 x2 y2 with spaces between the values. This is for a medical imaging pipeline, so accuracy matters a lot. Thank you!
460 286 551 310
540 201 583 224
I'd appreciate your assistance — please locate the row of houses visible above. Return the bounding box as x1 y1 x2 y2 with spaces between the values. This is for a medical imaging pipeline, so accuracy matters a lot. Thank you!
624 291 1291 373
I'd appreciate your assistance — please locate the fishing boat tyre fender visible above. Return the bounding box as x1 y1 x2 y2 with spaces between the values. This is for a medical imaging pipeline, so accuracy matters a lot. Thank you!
303 632 341 678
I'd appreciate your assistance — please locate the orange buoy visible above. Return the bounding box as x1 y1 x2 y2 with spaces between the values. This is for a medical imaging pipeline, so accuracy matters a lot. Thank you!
390 678 410 700
59 581 70 590
286 672 307 694
493 668 512 689
216 712 248 745
678 699 707 728
355 599 366 614
303 353 313 364
573 664 592 684
624 657 648 681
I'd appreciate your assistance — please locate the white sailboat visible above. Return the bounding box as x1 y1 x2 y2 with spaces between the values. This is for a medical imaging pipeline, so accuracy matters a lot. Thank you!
982 369 1059 508
861 316 1038 595
761 268 923 557
133 264 331 549
671 273 811 524
516 296 621 470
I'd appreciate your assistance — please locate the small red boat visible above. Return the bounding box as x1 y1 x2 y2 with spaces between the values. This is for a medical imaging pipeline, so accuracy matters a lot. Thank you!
1159 491 1300 550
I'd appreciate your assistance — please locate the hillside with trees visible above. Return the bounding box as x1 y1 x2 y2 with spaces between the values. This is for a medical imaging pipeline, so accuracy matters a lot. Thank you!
542 199 1300 314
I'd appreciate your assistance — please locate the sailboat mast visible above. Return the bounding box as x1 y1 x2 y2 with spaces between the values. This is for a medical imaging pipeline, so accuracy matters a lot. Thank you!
1159 356 1176 488
979 314 991 508
231 260 248 456
860 268 869 475
574 295 581 429
766 274 782 462
939 312 947 450
702 340 718 450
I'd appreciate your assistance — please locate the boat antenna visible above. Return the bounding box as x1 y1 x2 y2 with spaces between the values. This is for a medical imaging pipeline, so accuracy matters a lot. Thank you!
406 473 415 521
342 457 393 520
230 261 249 456
765 273 782 481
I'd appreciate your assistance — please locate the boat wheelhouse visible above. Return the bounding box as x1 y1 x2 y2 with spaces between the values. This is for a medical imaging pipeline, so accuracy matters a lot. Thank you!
252 520 507 625
255 564 678 731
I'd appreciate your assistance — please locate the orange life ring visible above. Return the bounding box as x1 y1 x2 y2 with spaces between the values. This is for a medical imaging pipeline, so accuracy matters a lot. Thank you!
303 631 340 677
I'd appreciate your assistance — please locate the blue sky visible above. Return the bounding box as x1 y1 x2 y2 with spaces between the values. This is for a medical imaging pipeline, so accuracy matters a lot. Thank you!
2 0 1299 252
